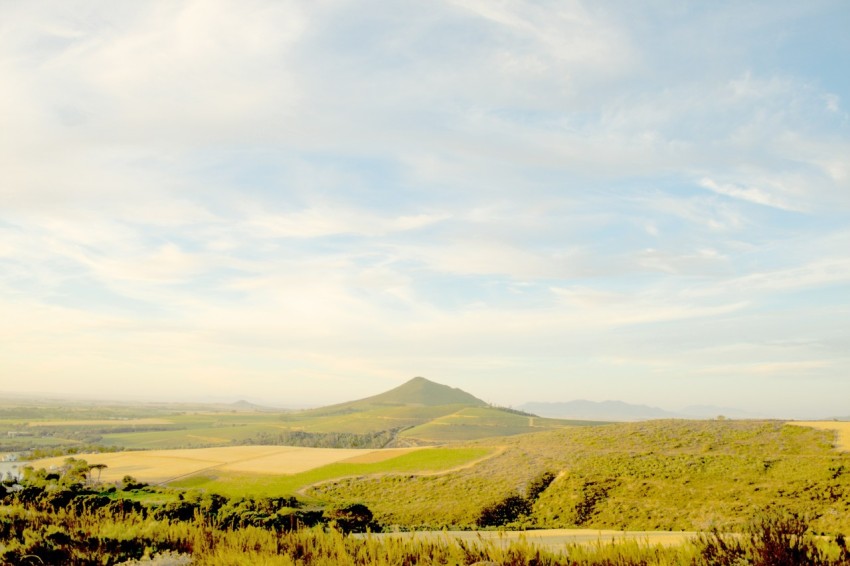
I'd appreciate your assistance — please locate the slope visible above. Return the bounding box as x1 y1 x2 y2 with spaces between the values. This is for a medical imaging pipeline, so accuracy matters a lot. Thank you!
305 376 487 416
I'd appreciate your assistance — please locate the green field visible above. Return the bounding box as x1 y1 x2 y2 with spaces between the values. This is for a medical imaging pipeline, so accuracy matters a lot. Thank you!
168 446 492 499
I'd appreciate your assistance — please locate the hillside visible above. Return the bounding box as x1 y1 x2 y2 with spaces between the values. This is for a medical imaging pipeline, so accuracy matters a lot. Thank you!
4 378 599 452
306 377 487 415
309 419 850 534
281 377 599 444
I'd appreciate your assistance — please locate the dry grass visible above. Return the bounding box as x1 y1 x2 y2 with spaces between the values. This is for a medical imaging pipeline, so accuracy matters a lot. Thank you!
363 529 697 550
31 446 425 484
788 421 850 451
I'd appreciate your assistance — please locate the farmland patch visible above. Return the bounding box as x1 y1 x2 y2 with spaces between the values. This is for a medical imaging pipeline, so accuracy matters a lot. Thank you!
30 445 420 484
789 421 850 451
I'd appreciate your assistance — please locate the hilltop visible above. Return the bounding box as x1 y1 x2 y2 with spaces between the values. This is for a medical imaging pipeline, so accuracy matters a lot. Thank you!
309 376 487 415
284 377 591 445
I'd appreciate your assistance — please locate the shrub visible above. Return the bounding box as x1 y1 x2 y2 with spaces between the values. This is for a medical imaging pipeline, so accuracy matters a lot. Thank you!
694 509 850 566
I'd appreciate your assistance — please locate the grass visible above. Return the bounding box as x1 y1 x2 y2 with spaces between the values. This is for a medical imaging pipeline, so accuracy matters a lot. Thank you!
309 420 850 532
791 421 850 451
168 447 492 499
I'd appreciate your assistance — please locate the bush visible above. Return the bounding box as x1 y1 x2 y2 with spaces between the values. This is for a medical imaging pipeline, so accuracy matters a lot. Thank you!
477 493 531 527
695 509 850 566
323 503 376 533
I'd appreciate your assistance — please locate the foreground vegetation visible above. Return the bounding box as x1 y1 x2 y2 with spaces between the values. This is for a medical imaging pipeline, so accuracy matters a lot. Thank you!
2 463 850 565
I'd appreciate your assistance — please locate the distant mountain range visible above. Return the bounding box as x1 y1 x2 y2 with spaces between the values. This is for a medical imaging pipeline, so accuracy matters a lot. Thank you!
518 400 758 421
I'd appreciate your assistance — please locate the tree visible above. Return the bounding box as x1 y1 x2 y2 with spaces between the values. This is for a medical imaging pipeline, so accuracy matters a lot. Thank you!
89 464 107 484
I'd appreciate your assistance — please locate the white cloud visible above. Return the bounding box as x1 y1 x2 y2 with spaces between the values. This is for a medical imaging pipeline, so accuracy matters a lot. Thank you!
698 177 805 212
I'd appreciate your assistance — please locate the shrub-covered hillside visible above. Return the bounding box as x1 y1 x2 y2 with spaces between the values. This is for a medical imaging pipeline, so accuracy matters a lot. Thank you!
309 420 850 533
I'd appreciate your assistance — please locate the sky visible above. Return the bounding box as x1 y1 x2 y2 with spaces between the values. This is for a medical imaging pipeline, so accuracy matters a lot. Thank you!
1 1 849 418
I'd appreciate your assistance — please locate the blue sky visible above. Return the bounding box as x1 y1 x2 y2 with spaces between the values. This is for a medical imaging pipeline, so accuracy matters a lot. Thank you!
1 1 849 417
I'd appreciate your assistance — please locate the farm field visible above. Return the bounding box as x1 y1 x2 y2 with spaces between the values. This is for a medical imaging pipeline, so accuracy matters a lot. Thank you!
789 421 850 451
31 445 492 495
31 445 426 484
168 446 493 498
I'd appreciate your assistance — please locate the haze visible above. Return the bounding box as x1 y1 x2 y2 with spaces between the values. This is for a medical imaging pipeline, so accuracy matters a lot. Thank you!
1 1 848 419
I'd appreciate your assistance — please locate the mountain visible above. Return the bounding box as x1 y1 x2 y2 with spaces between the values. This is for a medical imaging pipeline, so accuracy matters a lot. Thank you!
315 377 487 414
519 400 678 421
284 377 583 443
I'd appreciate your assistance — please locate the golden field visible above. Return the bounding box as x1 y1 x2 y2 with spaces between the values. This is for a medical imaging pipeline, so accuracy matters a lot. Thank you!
32 445 423 484
789 421 850 451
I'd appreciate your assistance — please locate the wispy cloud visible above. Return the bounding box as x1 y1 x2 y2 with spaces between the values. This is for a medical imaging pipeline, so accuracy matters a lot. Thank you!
698 178 805 212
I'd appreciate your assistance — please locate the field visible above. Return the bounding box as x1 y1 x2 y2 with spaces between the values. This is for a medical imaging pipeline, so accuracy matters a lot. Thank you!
32 445 433 484
790 421 850 451
168 446 493 499
31 445 492 496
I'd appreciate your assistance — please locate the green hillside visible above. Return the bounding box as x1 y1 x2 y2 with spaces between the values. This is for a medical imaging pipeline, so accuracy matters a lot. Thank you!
398 406 593 442
308 420 850 534
304 376 487 416
8 378 602 451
